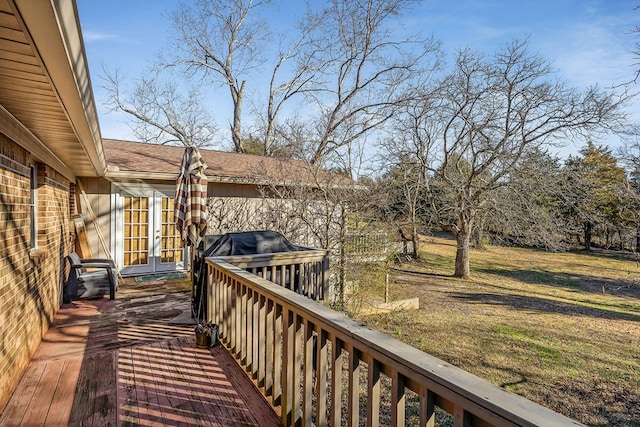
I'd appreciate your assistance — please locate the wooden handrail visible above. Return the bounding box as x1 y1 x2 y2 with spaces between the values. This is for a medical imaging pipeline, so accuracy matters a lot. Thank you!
215 250 329 301
204 257 585 427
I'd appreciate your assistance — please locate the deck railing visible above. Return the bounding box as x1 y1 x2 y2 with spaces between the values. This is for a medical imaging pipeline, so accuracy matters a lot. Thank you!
211 250 329 301
204 256 584 427
344 231 392 256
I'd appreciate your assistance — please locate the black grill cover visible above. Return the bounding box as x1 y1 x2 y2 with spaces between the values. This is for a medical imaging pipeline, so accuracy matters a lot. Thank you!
202 230 308 257
192 231 310 319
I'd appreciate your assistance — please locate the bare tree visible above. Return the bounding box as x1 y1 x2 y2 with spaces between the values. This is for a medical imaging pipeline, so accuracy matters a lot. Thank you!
256 10 327 156
102 69 217 147
429 39 629 278
300 0 440 165
165 0 273 152
255 155 365 306
379 94 443 258
101 0 440 162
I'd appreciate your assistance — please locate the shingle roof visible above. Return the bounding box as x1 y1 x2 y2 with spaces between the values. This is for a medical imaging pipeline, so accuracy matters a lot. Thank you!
103 139 352 186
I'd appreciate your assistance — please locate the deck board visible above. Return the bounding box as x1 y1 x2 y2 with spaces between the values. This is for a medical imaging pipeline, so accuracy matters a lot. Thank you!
44 357 83 426
168 340 221 425
0 363 45 424
0 280 280 426
20 360 63 426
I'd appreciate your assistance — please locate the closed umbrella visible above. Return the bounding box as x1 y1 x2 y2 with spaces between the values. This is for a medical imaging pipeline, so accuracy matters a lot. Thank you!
175 146 208 249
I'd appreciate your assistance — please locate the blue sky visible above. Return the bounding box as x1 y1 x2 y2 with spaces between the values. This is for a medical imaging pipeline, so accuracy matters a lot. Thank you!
77 0 639 157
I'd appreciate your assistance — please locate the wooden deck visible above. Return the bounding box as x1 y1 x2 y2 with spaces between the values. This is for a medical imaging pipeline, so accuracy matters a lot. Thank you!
0 279 280 426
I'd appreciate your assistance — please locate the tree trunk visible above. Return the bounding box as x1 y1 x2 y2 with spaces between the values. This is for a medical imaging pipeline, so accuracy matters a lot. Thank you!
584 221 592 251
231 80 246 153
454 228 471 279
411 218 420 259
636 225 640 253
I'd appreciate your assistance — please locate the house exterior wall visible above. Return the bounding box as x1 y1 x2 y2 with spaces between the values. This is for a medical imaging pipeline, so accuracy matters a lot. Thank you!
0 133 75 410
80 177 335 272
83 179 269 261
208 181 262 198
77 177 112 258
206 182 265 236
206 188 335 249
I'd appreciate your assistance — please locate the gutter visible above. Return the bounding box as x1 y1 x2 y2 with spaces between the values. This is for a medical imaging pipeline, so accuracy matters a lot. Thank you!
105 168 362 190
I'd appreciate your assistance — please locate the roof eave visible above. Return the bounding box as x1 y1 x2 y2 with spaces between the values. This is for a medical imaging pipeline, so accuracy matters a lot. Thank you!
105 169 274 185
0 104 74 180
12 0 106 177
105 168 361 190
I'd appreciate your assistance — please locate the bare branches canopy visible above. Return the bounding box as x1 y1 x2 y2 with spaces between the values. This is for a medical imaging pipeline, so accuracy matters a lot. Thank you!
101 0 439 158
98 1 637 280
383 39 632 278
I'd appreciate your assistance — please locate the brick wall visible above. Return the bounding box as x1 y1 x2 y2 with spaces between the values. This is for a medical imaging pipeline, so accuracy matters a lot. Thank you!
0 133 75 410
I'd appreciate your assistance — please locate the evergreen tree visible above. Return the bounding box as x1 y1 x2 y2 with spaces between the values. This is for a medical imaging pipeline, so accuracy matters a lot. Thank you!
564 142 628 250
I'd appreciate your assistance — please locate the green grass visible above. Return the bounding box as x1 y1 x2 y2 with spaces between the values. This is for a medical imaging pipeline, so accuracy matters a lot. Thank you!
359 235 640 427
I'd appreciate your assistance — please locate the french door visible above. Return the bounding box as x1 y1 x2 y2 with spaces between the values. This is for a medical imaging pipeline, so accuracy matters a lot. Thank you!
112 184 185 276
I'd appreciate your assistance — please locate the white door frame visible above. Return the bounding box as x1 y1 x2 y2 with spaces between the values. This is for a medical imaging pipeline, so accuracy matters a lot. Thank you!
111 182 186 276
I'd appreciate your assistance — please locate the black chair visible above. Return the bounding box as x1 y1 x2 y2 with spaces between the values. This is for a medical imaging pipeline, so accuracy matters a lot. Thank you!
64 252 117 303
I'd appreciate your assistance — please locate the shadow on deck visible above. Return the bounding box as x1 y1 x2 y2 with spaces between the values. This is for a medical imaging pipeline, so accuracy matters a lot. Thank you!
0 278 280 426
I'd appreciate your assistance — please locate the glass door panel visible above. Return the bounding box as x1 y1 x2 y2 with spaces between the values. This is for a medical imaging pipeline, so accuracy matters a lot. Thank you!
115 185 186 276
155 196 184 271
123 196 150 268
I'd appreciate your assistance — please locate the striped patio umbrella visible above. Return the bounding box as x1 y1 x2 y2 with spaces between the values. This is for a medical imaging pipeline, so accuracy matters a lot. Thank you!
175 146 208 248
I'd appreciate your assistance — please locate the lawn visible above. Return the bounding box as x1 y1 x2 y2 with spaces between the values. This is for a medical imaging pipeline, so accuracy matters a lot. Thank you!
358 234 640 427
